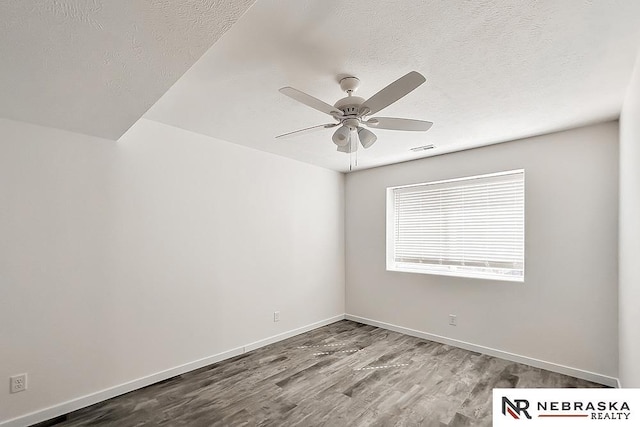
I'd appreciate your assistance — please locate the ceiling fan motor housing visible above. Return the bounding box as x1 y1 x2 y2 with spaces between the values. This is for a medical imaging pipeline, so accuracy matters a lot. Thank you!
334 96 364 117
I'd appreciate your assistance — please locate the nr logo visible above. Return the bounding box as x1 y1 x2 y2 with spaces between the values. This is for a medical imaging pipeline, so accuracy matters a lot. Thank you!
502 397 532 420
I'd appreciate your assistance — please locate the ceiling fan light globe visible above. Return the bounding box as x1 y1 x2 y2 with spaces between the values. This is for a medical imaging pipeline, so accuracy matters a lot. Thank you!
337 140 357 153
332 126 350 147
358 127 377 149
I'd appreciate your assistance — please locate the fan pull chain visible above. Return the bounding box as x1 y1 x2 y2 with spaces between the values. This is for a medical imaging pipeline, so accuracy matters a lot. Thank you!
349 139 358 171
349 147 353 171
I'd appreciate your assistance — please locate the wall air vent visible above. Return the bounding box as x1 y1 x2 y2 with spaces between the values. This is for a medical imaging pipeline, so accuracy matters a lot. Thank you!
409 144 435 152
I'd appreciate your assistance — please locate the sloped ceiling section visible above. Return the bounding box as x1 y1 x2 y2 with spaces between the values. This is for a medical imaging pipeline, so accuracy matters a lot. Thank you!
0 0 255 139
146 0 640 172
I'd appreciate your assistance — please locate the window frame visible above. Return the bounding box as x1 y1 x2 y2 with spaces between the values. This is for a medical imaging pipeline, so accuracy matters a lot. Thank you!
386 169 525 283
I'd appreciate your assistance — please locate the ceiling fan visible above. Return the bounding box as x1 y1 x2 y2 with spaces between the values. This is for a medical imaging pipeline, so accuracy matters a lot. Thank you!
276 71 433 153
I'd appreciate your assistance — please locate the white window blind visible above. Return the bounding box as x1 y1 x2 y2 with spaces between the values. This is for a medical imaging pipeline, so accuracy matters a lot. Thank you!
387 170 524 282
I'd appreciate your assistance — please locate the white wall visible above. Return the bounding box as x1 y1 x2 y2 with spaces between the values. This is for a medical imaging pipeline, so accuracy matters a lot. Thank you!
619 51 640 388
0 118 345 424
346 122 619 379
0 119 117 424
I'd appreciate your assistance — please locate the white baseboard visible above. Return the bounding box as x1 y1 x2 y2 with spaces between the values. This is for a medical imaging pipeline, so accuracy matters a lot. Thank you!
0 314 345 427
243 314 345 352
345 314 619 388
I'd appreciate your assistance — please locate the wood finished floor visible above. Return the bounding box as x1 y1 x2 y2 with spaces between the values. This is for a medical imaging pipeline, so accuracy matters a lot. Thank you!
44 320 603 427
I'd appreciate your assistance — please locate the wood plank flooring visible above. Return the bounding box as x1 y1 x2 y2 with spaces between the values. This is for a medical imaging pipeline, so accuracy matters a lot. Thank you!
44 320 603 426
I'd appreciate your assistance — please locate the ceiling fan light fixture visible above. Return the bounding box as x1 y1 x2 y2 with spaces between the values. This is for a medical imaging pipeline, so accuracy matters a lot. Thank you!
358 127 377 149
337 139 357 153
332 125 350 147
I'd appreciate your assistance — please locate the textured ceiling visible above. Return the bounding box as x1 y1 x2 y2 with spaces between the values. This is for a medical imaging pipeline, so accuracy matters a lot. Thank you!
145 0 640 172
0 0 255 139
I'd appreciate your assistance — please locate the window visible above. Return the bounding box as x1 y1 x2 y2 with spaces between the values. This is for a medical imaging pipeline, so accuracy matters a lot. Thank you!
386 169 524 282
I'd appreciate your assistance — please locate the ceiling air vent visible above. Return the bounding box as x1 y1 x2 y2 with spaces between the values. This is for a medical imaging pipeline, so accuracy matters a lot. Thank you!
410 144 435 152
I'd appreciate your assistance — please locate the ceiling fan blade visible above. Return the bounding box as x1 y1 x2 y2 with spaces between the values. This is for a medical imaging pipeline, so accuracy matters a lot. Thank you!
276 123 338 139
279 87 344 117
365 117 433 132
360 71 426 116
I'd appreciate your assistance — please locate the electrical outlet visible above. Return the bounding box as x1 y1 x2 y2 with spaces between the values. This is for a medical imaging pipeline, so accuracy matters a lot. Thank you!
10 374 27 394
449 314 457 326
273 311 280 322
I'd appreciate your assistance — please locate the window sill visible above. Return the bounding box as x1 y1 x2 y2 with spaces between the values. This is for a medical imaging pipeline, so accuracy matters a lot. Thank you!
386 265 524 283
